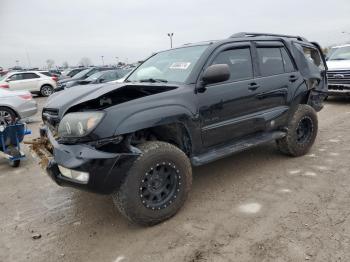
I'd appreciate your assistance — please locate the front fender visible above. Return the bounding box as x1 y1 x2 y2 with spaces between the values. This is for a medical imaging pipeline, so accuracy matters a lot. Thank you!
115 105 195 135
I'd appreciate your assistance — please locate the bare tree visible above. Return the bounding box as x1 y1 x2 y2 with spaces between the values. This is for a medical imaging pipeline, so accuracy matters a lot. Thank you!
62 61 69 69
46 59 55 69
79 57 92 67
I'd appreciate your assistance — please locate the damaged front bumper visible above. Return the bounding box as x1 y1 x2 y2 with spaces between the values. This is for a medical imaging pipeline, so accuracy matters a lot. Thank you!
30 127 140 194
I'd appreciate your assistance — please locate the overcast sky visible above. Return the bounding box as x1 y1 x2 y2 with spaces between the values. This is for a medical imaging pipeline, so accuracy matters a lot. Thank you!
1 0 350 69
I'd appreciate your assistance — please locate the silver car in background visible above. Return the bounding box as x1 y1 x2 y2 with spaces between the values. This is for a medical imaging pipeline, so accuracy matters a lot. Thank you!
0 89 37 125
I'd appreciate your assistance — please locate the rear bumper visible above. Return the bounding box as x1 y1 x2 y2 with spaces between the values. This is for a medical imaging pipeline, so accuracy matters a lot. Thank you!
42 128 140 194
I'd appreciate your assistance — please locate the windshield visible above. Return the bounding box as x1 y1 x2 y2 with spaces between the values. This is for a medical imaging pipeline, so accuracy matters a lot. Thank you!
328 46 350 61
127 45 208 83
73 68 91 79
85 71 104 81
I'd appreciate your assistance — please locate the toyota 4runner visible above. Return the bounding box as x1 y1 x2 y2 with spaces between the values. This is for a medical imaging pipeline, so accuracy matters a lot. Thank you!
32 32 328 226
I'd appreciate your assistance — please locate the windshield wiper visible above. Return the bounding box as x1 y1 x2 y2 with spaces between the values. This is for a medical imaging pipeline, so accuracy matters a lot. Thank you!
139 78 168 83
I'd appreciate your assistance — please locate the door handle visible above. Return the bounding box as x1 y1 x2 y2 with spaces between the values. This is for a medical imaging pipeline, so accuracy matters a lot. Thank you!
289 75 298 82
248 82 260 91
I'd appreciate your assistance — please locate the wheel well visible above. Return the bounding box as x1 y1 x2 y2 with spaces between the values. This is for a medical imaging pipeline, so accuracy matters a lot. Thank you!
41 84 53 90
300 90 310 104
0 106 20 120
130 123 192 156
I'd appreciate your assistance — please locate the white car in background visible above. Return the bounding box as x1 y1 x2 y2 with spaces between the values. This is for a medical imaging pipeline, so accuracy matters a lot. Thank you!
0 89 37 125
0 71 57 97
326 44 350 96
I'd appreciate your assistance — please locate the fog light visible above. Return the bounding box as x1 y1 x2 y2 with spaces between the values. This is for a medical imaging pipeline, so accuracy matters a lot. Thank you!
58 165 89 183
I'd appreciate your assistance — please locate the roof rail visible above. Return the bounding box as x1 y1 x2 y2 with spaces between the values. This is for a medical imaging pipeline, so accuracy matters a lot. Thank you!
230 32 308 42
183 40 218 46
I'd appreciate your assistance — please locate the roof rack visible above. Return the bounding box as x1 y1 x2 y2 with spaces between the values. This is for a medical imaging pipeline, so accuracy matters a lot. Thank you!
230 32 308 42
182 40 219 46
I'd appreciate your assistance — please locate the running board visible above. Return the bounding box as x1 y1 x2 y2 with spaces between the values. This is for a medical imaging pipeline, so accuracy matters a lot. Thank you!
191 131 286 166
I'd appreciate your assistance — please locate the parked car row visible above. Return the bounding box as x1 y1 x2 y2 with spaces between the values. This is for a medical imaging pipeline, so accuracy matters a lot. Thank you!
55 68 131 92
0 66 132 97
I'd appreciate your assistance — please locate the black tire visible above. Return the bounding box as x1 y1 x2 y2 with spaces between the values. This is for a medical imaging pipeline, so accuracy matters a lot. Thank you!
0 106 17 126
9 160 20 168
40 85 54 97
276 104 318 157
112 141 192 226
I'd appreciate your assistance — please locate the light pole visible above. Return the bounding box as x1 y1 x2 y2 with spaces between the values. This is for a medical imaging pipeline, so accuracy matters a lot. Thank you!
167 33 174 48
15 60 19 67
101 56 105 66
115 56 119 66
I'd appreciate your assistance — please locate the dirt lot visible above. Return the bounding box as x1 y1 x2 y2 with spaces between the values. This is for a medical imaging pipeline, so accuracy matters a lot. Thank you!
1 97 350 262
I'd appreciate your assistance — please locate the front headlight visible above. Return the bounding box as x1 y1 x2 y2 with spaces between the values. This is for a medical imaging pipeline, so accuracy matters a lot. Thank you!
58 112 104 138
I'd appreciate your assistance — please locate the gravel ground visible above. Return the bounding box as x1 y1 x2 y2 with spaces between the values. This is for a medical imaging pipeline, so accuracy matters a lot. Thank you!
0 97 350 262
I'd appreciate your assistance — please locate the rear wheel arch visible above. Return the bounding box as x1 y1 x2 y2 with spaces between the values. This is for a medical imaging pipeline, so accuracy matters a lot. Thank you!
40 84 54 96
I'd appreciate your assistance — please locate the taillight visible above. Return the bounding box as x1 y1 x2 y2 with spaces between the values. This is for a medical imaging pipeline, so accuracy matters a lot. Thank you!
0 83 9 89
18 93 32 100
52 76 58 82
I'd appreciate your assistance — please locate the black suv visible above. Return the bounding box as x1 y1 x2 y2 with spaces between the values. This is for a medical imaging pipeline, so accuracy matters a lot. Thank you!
37 32 327 226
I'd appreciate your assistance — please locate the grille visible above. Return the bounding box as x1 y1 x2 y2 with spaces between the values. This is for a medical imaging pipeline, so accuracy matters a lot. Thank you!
327 70 350 86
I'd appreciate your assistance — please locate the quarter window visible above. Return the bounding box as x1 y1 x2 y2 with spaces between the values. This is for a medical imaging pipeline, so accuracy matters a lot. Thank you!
212 48 253 82
257 47 284 76
297 44 325 70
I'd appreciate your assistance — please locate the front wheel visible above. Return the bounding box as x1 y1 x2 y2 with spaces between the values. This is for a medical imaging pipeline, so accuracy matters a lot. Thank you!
276 104 318 157
112 141 192 226
0 107 17 126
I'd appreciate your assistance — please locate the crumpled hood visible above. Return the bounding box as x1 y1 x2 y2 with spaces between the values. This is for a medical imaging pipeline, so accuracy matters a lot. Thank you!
45 82 125 117
326 60 350 71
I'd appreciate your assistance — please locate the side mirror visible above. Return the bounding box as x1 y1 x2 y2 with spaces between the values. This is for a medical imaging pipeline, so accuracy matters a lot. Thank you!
99 78 105 83
202 64 230 84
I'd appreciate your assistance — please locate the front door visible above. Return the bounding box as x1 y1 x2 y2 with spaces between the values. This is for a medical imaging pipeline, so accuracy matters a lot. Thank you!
198 43 260 148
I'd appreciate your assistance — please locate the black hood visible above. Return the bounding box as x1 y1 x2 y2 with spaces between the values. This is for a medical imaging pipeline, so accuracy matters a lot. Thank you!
45 82 179 119
45 83 115 117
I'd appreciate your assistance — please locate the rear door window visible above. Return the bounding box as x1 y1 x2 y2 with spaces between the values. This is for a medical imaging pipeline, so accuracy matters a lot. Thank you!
211 47 254 82
281 48 295 73
257 47 284 76
22 73 40 79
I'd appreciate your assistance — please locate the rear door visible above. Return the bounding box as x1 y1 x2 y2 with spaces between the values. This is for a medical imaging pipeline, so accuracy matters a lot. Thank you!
21 73 42 91
252 42 301 128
